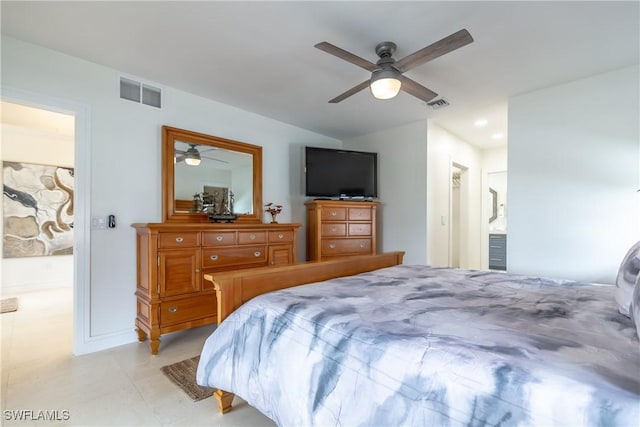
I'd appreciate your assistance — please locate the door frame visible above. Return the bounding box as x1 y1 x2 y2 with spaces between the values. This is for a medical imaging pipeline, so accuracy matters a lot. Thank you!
2 85 91 355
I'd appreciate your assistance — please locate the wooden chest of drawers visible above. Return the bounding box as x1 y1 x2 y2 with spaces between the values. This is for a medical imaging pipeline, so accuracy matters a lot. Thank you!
132 222 300 354
306 200 378 261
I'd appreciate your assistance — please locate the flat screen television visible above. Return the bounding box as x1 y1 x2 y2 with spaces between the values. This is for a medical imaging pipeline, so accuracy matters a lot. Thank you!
305 146 378 198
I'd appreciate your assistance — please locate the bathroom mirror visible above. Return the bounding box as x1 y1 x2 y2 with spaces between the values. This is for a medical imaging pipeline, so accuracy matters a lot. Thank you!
162 125 262 223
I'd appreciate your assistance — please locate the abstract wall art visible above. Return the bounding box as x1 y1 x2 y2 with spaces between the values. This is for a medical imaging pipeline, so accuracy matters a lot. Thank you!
3 161 74 258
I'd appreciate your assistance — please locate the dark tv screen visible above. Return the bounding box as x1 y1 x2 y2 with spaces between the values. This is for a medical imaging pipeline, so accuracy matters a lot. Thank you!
305 146 378 198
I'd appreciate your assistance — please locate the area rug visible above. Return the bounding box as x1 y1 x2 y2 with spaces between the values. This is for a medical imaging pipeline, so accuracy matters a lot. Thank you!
161 355 214 401
1 297 18 313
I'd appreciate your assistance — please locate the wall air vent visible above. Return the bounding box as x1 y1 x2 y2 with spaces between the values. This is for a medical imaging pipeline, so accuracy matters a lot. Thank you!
427 98 450 109
119 77 162 108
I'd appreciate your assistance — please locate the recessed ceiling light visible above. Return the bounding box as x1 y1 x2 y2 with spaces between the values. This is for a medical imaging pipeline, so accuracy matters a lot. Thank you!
491 133 504 140
474 119 488 127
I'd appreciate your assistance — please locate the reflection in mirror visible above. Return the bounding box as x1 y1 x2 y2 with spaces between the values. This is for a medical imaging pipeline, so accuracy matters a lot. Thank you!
162 126 262 223
174 140 254 215
487 171 507 232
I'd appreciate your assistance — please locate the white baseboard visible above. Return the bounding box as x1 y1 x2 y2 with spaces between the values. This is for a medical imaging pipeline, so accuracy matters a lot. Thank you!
73 329 139 356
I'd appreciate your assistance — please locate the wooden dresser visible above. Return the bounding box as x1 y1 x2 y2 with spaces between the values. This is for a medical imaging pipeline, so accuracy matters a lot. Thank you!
306 200 378 261
132 222 300 354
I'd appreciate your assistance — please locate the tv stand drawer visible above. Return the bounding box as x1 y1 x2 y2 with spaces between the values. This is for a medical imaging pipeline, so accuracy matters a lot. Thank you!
321 239 372 256
321 208 346 221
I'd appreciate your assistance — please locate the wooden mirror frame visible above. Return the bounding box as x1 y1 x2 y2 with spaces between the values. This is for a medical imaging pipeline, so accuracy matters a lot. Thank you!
162 125 263 223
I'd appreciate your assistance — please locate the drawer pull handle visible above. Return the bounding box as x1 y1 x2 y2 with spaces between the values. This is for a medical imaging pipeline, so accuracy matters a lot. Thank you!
210 255 218 261
169 307 178 313
195 268 200 273
278 233 284 239
331 227 337 232
250 234 256 240
329 243 336 249
254 251 262 257
359 243 366 248
175 237 183 243
216 235 223 242
331 211 337 216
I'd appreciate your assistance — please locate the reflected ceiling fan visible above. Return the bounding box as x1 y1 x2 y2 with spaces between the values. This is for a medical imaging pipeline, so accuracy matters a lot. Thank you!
175 144 229 166
315 29 473 103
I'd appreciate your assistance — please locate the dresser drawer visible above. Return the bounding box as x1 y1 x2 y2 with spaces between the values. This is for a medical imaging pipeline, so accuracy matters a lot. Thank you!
159 293 216 326
348 223 371 236
238 231 267 245
321 223 346 236
322 239 371 256
348 207 372 221
158 232 200 249
203 231 236 246
203 245 267 268
268 230 294 243
321 207 346 221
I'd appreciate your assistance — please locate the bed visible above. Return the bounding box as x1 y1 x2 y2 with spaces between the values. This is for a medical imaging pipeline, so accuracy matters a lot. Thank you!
197 252 640 426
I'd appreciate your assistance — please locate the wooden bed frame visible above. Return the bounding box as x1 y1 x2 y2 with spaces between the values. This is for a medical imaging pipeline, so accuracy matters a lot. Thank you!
203 251 405 413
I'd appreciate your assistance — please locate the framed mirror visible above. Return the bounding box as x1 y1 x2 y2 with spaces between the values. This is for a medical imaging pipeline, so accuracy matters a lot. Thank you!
162 125 262 223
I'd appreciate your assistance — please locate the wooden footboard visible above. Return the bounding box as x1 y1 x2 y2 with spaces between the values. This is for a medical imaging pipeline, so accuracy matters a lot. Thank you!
203 251 405 414
204 251 405 323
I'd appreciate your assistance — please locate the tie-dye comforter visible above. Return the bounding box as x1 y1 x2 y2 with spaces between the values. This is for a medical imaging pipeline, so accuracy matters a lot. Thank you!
197 265 640 426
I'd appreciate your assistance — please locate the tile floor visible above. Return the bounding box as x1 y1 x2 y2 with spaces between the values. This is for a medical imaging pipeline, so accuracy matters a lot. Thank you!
1 287 275 426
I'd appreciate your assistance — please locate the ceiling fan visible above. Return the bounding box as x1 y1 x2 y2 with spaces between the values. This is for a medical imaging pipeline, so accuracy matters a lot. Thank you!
315 29 473 103
175 144 229 166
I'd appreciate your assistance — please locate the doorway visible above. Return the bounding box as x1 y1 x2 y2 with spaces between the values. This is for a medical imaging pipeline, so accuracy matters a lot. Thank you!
450 162 468 268
2 87 90 355
1 101 75 352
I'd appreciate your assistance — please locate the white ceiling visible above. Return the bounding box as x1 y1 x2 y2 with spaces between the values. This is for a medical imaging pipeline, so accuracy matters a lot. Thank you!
2 1 638 149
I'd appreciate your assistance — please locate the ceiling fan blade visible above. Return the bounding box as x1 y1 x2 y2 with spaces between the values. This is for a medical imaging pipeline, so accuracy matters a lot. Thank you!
328 80 370 103
394 29 473 73
175 155 186 163
315 42 378 72
399 76 438 102
201 155 229 164
199 147 218 154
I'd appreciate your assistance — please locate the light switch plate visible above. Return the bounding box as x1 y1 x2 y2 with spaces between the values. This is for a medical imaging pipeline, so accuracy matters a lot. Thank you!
91 216 107 230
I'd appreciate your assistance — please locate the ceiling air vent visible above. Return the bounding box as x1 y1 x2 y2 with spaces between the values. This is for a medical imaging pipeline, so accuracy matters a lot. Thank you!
427 98 450 109
120 77 162 108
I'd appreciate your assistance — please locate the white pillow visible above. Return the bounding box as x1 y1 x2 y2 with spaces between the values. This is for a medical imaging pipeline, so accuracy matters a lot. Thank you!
615 240 640 318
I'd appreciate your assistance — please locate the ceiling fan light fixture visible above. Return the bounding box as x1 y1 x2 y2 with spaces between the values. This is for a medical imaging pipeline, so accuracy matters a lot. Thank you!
370 69 401 100
184 146 201 166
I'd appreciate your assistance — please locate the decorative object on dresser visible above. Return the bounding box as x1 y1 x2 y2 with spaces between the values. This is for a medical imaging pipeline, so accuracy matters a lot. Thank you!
264 202 283 224
132 222 300 354
306 200 378 261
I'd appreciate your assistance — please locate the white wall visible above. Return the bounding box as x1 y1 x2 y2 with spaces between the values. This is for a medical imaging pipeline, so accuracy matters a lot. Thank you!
1 36 340 352
343 121 428 264
426 123 483 269
2 122 75 291
508 65 640 284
